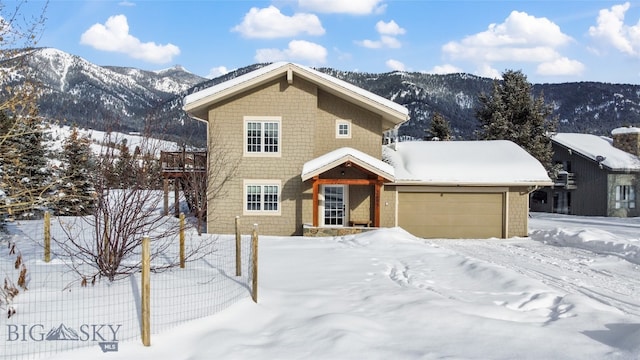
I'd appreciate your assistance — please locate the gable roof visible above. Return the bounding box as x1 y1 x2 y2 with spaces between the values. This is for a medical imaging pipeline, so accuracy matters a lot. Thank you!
383 140 552 186
183 62 409 129
301 147 395 182
551 133 640 172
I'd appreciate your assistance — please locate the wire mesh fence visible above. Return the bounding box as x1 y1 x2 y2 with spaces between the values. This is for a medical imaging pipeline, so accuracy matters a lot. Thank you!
0 214 254 359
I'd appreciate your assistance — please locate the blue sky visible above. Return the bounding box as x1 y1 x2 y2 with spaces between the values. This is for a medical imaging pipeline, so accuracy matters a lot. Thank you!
14 0 640 84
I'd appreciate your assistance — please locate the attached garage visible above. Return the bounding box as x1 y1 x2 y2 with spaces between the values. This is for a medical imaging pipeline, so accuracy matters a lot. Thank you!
384 140 553 239
398 191 504 238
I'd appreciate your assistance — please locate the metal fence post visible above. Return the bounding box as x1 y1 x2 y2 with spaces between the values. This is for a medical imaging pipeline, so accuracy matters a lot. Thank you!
141 236 151 346
251 224 258 303
44 211 51 262
235 216 241 276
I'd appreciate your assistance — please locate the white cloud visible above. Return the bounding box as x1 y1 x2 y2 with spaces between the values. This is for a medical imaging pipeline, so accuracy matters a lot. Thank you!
442 11 575 77
386 59 406 71
428 64 464 75
207 66 230 79
255 40 327 65
358 35 401 49
588 2 640 57
537 57 585 76
232 6 324 39
298 0 386 15
376 20 405 36
358 19 405 49
476 63 501 79
443 11 572 60
80 14 179 64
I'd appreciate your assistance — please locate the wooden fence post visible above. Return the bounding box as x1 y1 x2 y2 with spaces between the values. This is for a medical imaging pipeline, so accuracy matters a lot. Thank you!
174 180 180 217
235 216 241 276
179 213 185 269
163 179 169 216
251 224 258 303
44 211 50 263
141 236 151 346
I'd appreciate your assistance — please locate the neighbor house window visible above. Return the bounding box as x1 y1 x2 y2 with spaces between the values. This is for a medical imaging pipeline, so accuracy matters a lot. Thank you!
243 180 281 215
244 116 281 156
615 185 636 209
336 119 351 139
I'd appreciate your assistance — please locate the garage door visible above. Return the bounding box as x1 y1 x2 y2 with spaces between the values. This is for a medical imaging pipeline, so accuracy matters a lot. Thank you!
398 192 504 239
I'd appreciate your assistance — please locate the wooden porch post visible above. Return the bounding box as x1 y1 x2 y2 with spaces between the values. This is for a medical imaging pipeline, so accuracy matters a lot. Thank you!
174 179 180 216
312 176 319 227
374 178 382 227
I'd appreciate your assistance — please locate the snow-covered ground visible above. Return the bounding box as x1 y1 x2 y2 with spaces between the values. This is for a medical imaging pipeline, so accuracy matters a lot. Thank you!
16 213 640 359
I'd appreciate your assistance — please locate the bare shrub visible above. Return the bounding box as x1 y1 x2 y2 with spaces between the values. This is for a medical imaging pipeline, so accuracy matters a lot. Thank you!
53 131 218 282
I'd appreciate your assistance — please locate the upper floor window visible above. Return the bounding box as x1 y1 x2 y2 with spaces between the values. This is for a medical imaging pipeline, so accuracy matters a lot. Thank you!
615 185 635 209
244 116 281 157
336 119 351 139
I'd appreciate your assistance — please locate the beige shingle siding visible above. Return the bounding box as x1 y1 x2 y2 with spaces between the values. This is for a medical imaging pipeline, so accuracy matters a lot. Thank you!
380 186 397 228
206 76 315 235
206 75 386 236
507 187 530 237
316 89 383 159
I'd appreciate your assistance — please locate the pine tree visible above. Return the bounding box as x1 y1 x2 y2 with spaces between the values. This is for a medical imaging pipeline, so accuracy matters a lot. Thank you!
1 116 54 219
54 126 96 216
475 70 557 172
114 139 136 188
426 112 452 141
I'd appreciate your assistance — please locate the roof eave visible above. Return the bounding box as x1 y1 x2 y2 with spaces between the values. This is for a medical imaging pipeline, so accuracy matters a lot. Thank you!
183 62 410 125
302 155 395 182
288 64 409 126
183 68 286 121
390 180 554 187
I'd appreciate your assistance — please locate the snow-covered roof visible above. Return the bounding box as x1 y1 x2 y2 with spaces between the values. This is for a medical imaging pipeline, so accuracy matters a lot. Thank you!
552 133 640 172
383 140 552 186
301 147 395 181
183 62 409 129
611 126 640 135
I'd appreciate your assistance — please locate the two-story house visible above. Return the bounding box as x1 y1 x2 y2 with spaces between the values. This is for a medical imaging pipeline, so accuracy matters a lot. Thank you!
183 62 408 236
183 62 551 238
531 127 640 217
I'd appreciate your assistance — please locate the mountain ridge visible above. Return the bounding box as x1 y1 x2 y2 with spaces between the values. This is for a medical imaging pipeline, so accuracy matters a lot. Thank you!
3 47 640 147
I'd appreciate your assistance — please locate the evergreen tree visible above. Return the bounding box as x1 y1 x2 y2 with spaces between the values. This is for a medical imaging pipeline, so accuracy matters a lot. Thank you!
1 116 54 219
114 139 136 188
55 126 96 216
426 112 452 141
475 70 557 172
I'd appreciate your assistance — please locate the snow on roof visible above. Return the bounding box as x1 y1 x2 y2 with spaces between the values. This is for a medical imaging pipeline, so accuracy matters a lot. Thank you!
184 62 284 105
183 62 408 122
611 126 640 135
301 147 395 181
552 133 640 171
383 140 552 185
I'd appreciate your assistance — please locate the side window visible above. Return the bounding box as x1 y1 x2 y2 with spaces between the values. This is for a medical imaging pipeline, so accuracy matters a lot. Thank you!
615 185 636 209
336 119 351 139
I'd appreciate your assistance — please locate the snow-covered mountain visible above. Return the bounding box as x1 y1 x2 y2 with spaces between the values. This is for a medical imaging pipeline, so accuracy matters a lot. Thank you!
0 47 208 144
2 47 640 147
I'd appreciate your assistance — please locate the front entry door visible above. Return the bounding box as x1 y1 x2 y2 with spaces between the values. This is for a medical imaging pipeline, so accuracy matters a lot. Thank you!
322 185 348 226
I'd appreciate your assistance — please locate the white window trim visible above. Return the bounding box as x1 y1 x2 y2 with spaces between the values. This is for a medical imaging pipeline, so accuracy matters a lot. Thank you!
335 119 352 139
243 116 282 157
243 179 282 216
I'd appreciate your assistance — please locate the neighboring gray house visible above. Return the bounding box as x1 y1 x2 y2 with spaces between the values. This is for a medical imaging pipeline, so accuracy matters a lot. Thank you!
531 127 640 217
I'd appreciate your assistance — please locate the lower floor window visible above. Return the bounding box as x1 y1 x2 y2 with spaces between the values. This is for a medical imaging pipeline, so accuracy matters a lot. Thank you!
244 180 281 215
615 185 636 209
